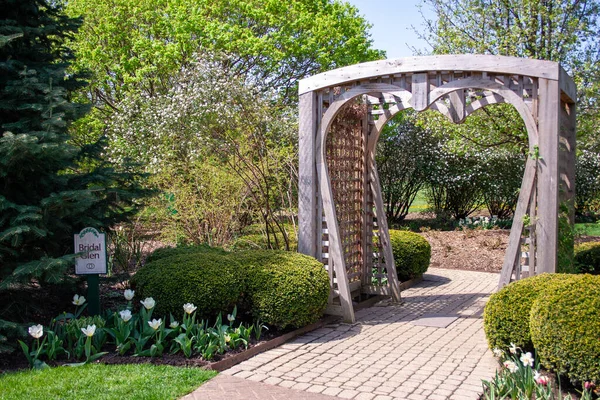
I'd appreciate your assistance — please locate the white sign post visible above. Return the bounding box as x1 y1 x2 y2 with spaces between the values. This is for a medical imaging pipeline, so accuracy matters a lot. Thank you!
74 227 107 275
74 227 107 316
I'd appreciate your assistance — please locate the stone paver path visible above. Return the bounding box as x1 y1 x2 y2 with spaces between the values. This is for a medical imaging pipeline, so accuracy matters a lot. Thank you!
185 268 500 400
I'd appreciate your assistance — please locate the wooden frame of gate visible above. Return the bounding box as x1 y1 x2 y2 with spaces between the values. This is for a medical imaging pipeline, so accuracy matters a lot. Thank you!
298 55 576 323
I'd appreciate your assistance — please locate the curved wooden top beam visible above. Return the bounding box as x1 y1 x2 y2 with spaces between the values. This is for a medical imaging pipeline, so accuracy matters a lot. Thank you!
299 55 575 102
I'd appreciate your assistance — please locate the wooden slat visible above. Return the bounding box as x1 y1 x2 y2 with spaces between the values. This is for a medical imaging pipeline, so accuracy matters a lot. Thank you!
448 90 465 123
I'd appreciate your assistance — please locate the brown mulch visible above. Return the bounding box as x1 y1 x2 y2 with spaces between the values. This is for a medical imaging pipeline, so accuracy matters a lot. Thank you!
419 229 510 273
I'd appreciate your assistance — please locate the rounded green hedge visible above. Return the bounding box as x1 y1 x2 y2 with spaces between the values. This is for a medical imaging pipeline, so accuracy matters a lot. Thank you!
574 241 600 274
235 250 329 329
145 244 227 264
483 273 564 352
232 225 298 251
131 252 244 319
530 274 600 384
388 230 431 282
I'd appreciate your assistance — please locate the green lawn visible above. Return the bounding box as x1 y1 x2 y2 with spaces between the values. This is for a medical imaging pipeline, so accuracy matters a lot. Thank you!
575 222 600 237
0 364 216 400
408 190 429 213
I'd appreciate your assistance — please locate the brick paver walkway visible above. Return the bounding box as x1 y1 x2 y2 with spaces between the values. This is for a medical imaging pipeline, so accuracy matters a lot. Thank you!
184 268 500 400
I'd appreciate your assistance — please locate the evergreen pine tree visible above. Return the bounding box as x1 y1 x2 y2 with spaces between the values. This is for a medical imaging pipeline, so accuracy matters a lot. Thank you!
0 0 149 351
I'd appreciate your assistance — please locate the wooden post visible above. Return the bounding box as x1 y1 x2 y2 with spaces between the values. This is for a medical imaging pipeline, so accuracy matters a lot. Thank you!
536 78 560 274
298 92 319 258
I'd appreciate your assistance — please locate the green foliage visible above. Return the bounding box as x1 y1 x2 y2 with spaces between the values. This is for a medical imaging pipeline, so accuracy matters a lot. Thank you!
574 242 600 274
483 274 564 352
146 244 227 265
557 203 576 273
530 274 600 384
236 250 329 329
148 161 250 247
576 149 600 216
376 112 439 222
388 230 431 282
131 253 245 319
65 0 383 107
0 364 216 400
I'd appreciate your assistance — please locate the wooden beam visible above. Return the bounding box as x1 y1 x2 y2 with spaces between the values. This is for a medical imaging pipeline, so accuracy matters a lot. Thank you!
537 78 560 274
298 92 318 258
299 55 560 94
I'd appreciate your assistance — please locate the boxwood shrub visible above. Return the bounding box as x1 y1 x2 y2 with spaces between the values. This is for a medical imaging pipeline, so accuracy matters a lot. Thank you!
145 244 227 264
131 252 244 319
574 241 600 274
483 273 564 352
530 274 600 384
235 250 329 329
388 230 431 282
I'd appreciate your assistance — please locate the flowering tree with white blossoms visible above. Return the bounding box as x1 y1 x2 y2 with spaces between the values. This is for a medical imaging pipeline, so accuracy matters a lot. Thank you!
107 55 297 247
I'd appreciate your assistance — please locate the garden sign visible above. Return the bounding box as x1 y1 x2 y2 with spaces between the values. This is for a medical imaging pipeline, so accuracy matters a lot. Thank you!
74 227 106 315
74 227 107 274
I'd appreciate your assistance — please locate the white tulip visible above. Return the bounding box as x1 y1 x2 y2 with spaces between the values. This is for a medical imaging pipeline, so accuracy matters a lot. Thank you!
124 289 135 301
170 321 179 329
148 318 162 330
119 309 132 322
227 314 235 322
81 325 96 337
28 324 44 339
72 294 86 306
140 297 156 310
183 303 197 314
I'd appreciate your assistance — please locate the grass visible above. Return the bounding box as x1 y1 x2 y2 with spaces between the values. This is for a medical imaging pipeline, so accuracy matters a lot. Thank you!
408 190 429 213
575 222 600 236
0 364 216 400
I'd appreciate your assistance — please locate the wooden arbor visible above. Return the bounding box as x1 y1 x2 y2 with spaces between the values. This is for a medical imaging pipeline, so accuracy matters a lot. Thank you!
298 55 576 323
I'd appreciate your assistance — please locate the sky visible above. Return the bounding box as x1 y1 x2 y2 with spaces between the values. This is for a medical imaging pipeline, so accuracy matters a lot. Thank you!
345 0 435 59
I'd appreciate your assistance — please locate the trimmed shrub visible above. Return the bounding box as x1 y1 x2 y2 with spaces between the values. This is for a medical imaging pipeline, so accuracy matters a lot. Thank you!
483 273 564 352
131 252 244 319
530 274 600 384
235 250 329 329
574 241 600 274
388 230 431 282
145 244 227 264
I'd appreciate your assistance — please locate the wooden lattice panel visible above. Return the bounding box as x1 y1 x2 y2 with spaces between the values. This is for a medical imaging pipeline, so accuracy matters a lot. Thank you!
326 102 367 283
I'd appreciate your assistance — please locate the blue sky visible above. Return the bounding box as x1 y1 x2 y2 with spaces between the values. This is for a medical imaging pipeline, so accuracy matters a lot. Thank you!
345 0 435 58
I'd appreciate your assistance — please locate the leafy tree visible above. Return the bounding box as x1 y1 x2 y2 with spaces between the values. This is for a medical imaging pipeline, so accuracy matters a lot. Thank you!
106 56 297 249
0 0 147 350
376 112 438 222
65 0 383 109
419 0 600 147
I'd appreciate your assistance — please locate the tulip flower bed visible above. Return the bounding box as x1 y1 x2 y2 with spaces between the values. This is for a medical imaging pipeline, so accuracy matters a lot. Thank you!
15 291 269 370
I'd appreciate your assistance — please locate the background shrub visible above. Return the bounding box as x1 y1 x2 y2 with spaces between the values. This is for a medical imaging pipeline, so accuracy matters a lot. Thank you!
235 250 329 329
483 273 564 352
146 244 228 264
574 241 600 274
388 230 431 282
232 223 298 251
530 274 600 384
131 252 244 319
